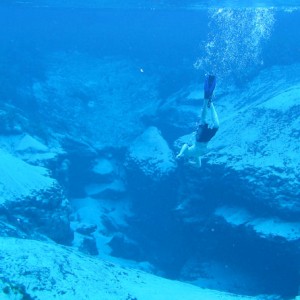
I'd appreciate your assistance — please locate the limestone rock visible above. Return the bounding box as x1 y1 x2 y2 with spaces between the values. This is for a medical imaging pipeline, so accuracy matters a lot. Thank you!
32 53 160 149
0 237 257 300
208 66 300 212
0 148 72 244
127 126 176 180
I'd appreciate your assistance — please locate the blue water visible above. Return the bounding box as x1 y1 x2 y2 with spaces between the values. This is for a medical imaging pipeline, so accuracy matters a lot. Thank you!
0 1 300 299
1 4 300 94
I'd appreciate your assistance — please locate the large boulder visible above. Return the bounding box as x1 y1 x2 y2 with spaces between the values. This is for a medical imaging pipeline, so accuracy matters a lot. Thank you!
127 126 176 180
0 148 72 244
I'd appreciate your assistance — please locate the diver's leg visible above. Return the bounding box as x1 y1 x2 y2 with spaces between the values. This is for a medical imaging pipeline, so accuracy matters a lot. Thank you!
210 102 220 128
200 99 209 124
176 144 188 158
202 74 216 124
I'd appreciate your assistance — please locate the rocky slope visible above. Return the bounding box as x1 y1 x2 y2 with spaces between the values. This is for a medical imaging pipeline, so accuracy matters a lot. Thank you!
0 136 72 244
0 237 257 300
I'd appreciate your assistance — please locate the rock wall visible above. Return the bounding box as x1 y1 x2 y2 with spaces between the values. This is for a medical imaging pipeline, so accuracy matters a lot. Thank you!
158 65 300 297
0 131 72 244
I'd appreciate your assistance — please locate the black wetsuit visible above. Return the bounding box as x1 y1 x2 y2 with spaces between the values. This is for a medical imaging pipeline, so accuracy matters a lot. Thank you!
196 124 218 143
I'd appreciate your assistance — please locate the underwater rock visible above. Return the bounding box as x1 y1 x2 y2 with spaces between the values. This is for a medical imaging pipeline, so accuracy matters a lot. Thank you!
93 158 115 176
180 258 259 296
32 53 160 150
0 134 63 165
166 67 300 297
208 75 300 212
85 180 126 199
14 134 49 153
78 235 99 256
0 237 257 300
0 105 29 135
173 66 300 214
71 197 132 258
0 149 55 202
108 233 142 261
215 206 300 241
127 126 176 180
75 223 97 236
158 85 201 132
88 157 120 185
0 148 72 244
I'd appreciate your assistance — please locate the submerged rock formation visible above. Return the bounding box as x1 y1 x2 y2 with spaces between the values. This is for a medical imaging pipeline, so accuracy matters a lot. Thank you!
158 65 300 297
0 237 257 300
0 147 72 244
1 51 299 298
167 65 300 231
127 126 176 180
208 66 300 214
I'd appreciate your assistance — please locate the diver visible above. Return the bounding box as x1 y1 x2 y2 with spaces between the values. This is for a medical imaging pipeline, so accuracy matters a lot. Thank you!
176 75 219 167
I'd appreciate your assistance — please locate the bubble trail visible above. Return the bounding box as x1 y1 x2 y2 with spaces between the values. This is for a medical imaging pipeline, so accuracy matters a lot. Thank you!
195 8 275 81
